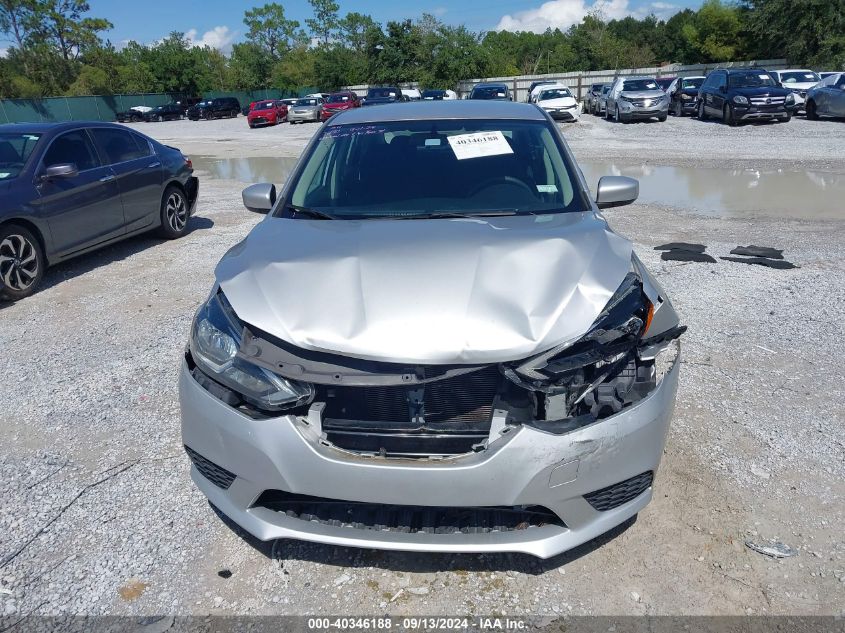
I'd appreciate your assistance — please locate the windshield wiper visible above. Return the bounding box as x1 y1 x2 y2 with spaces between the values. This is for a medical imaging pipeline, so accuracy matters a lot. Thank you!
391 210 519 220
287 205 339 220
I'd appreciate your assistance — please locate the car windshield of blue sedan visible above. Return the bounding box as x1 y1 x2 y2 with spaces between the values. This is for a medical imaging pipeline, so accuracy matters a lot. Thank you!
729 73 776 88
0 132 41 179
471 86 508 99
287 119 584 219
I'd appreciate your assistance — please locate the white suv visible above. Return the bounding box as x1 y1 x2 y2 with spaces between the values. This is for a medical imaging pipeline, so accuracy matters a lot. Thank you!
768 69 821 113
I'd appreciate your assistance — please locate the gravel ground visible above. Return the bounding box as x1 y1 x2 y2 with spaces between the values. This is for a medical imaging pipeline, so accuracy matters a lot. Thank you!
1 112 844 620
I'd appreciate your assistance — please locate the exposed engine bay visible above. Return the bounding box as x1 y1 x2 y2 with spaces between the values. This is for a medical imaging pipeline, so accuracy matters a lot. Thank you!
193 271 686 458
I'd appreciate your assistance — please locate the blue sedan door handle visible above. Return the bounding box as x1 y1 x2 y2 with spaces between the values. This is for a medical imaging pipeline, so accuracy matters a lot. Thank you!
99 174 116 182
147 161 161 168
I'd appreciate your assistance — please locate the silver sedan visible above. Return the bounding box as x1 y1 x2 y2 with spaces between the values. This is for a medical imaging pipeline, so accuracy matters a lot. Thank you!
179 101 684 559
806 72 845 119
287 97 323 123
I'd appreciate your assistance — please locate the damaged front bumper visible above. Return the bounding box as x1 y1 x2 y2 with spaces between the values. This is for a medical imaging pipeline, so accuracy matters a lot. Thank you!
179 340 680 559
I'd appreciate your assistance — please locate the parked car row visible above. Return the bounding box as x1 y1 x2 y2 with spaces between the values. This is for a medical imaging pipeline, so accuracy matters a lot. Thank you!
582 67 845 125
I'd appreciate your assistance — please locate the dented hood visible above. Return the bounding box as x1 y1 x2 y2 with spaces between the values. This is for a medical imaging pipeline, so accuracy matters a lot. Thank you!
215 213 633 364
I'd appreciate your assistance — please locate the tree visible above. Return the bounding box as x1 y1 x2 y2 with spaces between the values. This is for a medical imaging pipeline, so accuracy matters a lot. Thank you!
306 0 339 46
243 3 306 62
228 41 273 90
337 12 376 51
744 0 845 67
35 0 112 61
681 0 744 62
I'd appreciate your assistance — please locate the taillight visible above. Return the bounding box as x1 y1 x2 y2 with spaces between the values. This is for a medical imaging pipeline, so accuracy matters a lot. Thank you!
183 155 192 170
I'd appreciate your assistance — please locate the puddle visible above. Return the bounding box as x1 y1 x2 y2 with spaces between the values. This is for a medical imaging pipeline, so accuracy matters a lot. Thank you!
580 162 844 220
193 155 844 220
192 155 298 186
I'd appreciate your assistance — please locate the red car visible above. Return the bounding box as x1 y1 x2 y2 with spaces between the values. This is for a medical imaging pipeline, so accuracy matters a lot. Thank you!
247 100 289 128
320 91 361 121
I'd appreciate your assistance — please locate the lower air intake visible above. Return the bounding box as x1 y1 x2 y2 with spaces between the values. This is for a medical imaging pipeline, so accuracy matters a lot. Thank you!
185 446 236 490
584 471 653 511
253 490 564 534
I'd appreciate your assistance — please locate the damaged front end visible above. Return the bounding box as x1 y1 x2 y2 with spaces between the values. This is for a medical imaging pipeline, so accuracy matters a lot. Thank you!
188 263 684 460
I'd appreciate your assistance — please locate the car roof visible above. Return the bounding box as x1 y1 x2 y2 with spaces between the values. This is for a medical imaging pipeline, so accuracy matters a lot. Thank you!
776 68 816 73
473 82 508 89
327 100 545 126
0 121 135 135
679 75 706 79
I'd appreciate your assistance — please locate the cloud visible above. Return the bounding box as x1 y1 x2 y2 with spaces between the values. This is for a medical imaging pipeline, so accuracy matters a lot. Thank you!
0 47 8 58
184 26 237 55
496 0 680 33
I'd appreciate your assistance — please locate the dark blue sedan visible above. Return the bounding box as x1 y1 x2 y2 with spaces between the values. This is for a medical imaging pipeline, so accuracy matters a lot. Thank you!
0 121 198 300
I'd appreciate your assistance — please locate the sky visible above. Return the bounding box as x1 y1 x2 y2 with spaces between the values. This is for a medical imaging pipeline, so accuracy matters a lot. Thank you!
85 0 703 54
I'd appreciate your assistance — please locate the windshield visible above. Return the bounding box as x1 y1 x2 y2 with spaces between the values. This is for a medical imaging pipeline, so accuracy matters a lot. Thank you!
729 72 776 88
538 88 572 101
422 90 445 99
601 86 611 94
367 88 399 99
0 132 42 179
254 101 276 110
286 119 584 219
780 71 820 84
681 78 704 89
295 99 318 106
327 94 352 103
622 79 659 91
471 86 508 99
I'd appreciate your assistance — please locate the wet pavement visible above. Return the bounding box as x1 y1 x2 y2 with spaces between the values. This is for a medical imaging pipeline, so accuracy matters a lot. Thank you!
192 155 844 221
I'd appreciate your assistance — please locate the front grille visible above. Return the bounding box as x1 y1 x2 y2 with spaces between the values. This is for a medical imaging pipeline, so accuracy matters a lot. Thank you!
322 366 501 425
750 96 785 105
253 490 564 534
185 446 236 490
318 366 502 456
584 471 653 511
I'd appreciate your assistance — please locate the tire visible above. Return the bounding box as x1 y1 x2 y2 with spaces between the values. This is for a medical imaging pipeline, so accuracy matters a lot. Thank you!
157 186 190 239
777 113 791 123
0 224 45 301
723 105 737 127
157 115 163 122
614 105 625 123
697 101 707 120
657 113 667 122
673 100 683 117
805 100 819 120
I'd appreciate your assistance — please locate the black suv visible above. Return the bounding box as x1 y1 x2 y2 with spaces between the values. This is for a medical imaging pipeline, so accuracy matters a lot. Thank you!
143 103 184 122
697 69 795 126
187 97 241 120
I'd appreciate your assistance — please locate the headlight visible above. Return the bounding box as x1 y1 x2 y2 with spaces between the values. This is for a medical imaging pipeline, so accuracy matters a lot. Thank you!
732 95 749 105
680 93 692 100
785 93 795 104
190 291 314 411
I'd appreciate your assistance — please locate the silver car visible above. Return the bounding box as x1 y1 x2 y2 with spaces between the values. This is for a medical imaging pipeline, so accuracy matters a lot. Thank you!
179 101 684 559
287 97 323 124
805 72 845 120
606 76 669 123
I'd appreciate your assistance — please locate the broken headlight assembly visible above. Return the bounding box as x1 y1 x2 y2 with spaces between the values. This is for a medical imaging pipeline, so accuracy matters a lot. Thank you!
505 272 684 421
189 290 314 412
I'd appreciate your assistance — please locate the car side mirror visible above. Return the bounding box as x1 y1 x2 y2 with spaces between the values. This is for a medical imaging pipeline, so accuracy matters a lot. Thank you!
42 163 79 180
242 183 277 213
595 176 639 209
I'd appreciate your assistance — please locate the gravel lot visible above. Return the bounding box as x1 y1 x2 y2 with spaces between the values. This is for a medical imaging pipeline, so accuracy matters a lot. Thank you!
1 111 844 621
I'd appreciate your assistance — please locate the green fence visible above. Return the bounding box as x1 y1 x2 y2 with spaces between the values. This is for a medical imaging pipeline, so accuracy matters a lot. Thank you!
0 88 316 124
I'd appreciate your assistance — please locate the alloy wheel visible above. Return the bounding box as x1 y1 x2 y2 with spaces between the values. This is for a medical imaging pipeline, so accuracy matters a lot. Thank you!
0 234 39 292
165 192 188 232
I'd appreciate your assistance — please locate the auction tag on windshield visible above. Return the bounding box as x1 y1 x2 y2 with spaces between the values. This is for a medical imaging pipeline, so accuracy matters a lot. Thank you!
447 131 513 160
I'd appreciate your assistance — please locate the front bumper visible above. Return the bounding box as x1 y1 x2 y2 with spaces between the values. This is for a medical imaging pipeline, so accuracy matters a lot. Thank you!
544 107 580 121
734 104 792 120
618 102 669 119
179 350 680 559
289 111 318 122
